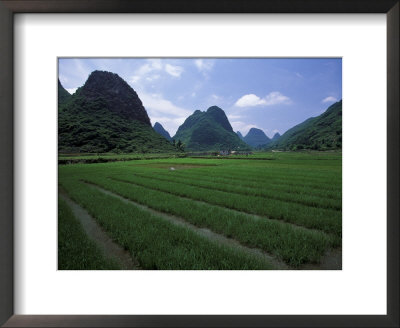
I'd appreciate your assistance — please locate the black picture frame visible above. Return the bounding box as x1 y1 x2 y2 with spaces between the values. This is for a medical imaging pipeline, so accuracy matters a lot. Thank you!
0 1 398 327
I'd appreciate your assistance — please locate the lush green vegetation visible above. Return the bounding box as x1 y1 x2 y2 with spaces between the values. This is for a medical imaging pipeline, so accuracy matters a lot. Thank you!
58 152 342 269
86 176 337 267
243 128 271 147
58 79 71 105
59 176 274 270
153 122 172 141
58 197 120 270
267 101 342 150
58 70 342 270
58 152 187 164
173 106 250 151
59 95 177 153
108 172 340 236
58 73 178 154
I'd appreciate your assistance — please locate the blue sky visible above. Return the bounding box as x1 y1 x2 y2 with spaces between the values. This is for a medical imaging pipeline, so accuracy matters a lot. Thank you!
59 58 342 137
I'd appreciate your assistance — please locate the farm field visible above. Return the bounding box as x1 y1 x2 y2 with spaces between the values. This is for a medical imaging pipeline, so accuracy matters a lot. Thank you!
58 152 186 164
58 151 342 270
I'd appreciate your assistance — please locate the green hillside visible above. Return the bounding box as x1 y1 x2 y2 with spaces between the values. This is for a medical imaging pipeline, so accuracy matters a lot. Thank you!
243 128 271 147
173 106 251 151
268 100 342 150
58 71 177 154
153 122 172 141
271 132 281 141
58 80 71 105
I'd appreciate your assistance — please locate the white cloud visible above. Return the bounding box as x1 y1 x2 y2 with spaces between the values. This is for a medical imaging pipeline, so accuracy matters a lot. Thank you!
264 92 292 106
59 59 91 88
137 91 192 135
230 121 260 136
227 114 242 120
234 92 291 107
139 92 192 118
66 88 77 95
129 76 141 83
322 96 338 103
194 59 214 72
165 64 183 77
129 60 183 83
191 92 196 97
295 72 303 78
135 64 152 76
74 59 91 81
235 94 266 107
135 59 162 77
148 59 162 70
145 74 160 82
60 76 68 84
149 116 186 136
129 63 156 83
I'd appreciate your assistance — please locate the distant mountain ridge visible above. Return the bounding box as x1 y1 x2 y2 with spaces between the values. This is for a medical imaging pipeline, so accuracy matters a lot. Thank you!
58 71 176 153
272 132 281 141
267 100 342 150
153 122 172 141
58 70 341 154
173 106 251 151
236 131 244 140
243 128 271 147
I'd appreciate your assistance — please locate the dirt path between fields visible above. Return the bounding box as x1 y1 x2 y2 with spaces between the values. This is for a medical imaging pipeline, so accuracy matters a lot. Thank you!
59 190 141 270
85 182 289 270
300 248 342 270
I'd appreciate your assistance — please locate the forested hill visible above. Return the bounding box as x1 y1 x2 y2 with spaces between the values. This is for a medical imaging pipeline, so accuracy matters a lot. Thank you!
267 100 342 150
153 122 172 141
243 128 271 147
58 71 177 153
58 79 71 105
173 106 250 151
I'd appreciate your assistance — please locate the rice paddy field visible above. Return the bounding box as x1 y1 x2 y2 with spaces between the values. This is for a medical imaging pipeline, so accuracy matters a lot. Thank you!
58 151 342 270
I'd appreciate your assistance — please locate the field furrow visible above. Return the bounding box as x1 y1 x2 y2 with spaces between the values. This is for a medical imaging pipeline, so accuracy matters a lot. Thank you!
173 169 342 193
108 174 342 237
122 170 341 210
88 182 290 269
58 152 342 270
59 178 275 270
83 175 339 267
147 166 341 192
135 167 342 201
58 196 121 270
126 164 342 195
60 191 141 270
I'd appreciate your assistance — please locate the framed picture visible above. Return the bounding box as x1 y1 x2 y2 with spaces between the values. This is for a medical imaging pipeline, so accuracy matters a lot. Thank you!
0 0 398 327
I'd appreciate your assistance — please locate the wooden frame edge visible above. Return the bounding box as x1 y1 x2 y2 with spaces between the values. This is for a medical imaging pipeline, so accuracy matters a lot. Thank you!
0 1 398 327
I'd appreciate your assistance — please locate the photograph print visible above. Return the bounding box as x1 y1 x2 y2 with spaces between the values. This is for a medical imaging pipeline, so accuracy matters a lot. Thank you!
58 58 342 270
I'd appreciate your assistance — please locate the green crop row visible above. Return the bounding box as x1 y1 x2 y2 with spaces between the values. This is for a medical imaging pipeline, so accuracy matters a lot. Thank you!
137 167 342 201
108 173 342 236
58 197 120 270
59 178 274 270
125 162 341 193
162 168 341 194
165 161 342 182
85 176 338 267
166 167 342 192
125 170 341 210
